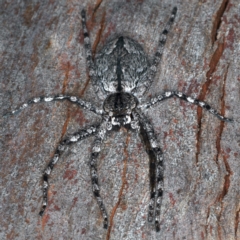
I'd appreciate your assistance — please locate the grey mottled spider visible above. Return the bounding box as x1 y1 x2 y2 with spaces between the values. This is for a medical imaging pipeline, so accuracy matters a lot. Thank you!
6 7 233 232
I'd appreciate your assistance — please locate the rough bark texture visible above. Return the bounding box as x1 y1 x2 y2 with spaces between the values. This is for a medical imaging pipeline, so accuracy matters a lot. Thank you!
1 0 239 239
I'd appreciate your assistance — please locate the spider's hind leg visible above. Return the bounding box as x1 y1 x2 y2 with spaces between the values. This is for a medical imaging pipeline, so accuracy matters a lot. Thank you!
145 7 177 90
81 10 95 76
39 125 99 216
81 10 102 98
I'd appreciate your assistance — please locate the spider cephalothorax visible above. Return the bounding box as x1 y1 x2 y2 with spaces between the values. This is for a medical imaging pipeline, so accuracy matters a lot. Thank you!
103 92 138 126
6 7 232 232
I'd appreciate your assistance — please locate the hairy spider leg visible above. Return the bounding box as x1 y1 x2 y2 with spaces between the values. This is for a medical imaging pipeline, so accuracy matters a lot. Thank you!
81 10 102 98
133 110 164 232
174 92 233 122
5 95 102 117
142 7 177 92
139 91 233 122
89 116 110 229
39 125 99 216
132 112 155 224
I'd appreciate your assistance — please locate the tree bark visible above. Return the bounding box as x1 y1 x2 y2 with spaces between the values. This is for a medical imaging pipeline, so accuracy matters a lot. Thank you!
1 0 239 239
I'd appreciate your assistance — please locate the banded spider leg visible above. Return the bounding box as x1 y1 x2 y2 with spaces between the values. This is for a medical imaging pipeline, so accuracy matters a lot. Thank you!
39 125 99 215
5 94 103 117
134 7 177 95
89 116 111 229
132 110 164 232
139 91 233 122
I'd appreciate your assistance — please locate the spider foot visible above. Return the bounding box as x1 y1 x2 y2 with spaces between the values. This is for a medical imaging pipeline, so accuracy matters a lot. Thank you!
103 217 108 229
39 207 46 216
148 192 155 223
39 212 43 216
155 220 160 232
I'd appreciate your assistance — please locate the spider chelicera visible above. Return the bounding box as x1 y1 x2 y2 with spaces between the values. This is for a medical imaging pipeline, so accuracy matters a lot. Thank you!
6 7 232 232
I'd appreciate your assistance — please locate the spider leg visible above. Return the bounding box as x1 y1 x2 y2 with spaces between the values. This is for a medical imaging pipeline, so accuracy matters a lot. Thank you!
90 116 110 229
5 95 102 117
39 124 99 216
174 91 233 122
139 7 177 93
133 111 163 232
81 10 103 98
139 91 175 109
139 91 233 122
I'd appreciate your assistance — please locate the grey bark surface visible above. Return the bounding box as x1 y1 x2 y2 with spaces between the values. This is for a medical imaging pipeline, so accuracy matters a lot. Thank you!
1 0 239 240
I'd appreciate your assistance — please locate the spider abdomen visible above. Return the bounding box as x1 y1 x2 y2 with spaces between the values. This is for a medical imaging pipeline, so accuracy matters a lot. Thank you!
95 36 149 94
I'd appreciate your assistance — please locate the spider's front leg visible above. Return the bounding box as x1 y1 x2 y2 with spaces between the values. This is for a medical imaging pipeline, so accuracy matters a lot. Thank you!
133 111 164 232
89 116 111 229
39 125 99 216
139 91 233 122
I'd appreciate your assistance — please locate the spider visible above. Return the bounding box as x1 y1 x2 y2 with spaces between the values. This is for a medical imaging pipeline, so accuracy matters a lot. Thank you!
6 7 232 232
